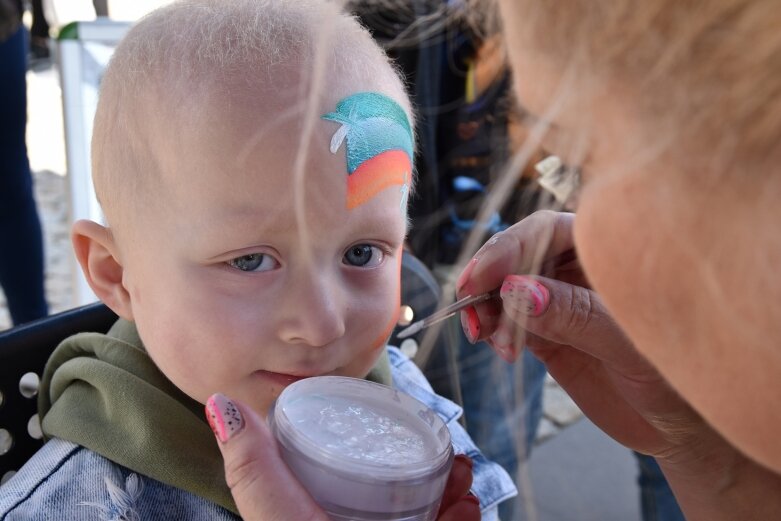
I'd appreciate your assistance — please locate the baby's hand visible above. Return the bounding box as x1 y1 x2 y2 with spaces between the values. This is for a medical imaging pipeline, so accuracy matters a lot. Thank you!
436 454 480 520
206 394 480 520
206 394 328 521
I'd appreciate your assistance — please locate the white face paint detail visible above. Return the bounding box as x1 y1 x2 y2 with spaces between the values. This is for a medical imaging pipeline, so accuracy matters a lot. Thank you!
330 124 349 154
399 172 410 214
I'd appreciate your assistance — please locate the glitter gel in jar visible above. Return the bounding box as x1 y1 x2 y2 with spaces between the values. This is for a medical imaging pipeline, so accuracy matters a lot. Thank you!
269 376 454 521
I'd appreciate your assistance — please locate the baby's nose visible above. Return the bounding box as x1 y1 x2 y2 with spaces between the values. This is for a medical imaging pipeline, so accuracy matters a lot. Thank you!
277 272 346 347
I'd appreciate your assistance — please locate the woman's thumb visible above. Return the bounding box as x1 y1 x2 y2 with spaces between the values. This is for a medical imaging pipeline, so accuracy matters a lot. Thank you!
205 393 328 521
499 275 631 359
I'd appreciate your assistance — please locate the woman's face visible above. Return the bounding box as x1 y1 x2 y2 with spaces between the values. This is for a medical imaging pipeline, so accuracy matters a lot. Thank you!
501 14 781 472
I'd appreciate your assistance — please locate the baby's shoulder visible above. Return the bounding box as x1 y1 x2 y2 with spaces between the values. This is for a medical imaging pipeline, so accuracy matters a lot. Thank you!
0 439 237 520
385 345 518 518
386 344 462 422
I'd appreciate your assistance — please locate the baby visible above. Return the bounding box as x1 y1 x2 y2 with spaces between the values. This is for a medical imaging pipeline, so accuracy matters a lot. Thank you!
0 0 515 519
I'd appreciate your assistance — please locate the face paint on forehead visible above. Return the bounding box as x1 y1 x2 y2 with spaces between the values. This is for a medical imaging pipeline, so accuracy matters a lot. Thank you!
322 92 413 212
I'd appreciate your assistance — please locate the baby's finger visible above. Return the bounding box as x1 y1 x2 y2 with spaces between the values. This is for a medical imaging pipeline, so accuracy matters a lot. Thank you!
456 211 575 298
437 455 474 515
205 394 327 521
437 495 481 521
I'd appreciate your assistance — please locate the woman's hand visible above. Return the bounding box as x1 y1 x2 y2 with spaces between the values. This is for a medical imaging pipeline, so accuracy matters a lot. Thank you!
456 210 781 520
456 211 735 474
205 394 480 521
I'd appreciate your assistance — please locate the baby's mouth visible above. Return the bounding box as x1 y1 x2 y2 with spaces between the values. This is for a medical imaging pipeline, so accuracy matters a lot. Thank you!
254 367 336 387
255 370 308 386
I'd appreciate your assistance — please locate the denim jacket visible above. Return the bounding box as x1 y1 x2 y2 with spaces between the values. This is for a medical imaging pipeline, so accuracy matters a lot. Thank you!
0 346 516 520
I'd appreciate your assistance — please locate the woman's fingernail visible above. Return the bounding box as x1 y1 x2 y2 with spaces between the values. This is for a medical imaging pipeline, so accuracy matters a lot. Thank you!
456 258 478 293
491 330 517 362
493 329 512 348
500 275 550 317
205 393 244 443
460 306 480 343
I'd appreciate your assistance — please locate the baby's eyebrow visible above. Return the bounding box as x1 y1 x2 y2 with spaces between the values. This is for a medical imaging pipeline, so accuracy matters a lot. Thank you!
347 206 407 237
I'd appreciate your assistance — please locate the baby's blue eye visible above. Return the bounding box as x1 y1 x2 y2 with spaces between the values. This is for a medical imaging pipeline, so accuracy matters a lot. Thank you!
344 244 383 267
228 254 277 272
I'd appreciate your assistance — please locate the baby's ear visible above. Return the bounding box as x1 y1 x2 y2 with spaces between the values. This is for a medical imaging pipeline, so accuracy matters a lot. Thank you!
71 219 134 321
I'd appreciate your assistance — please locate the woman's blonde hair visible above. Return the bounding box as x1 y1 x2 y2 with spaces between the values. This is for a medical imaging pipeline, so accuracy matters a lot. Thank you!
498 0 781 174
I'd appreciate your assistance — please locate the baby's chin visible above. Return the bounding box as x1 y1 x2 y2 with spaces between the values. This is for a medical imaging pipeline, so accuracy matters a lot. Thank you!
239 389 279 419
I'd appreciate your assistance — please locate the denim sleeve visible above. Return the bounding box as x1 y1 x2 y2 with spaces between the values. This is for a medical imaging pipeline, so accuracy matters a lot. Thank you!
0 439 238 520
386 345 518 518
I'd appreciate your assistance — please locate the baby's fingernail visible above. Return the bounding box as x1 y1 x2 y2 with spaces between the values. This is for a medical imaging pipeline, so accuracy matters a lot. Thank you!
456 258 478 293
500 275 550 317
455 454 474 469
205 393 244 443
462 494 481 506
460 306 480 343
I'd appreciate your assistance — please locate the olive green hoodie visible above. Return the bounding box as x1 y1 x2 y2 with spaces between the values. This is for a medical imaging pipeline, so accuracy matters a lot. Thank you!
38 319 392 514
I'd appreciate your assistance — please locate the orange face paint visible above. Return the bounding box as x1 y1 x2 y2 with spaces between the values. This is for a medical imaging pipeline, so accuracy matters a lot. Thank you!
346 150 411 210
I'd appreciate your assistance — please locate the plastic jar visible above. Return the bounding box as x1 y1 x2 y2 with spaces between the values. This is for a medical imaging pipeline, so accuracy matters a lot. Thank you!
269 376 454 521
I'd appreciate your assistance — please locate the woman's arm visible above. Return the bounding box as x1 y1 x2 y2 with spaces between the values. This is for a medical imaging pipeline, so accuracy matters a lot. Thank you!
456 210 781 521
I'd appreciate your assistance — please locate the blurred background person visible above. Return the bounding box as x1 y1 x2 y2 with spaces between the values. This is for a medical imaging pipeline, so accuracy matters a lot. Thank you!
0 0 49 326
28 0 50 61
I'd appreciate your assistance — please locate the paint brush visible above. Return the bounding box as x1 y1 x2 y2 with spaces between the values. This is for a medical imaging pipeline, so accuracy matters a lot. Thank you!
396 248 579 340
395 289 500 339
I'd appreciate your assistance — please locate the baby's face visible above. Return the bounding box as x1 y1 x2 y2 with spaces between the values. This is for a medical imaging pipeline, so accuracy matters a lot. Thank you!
119 92 410 416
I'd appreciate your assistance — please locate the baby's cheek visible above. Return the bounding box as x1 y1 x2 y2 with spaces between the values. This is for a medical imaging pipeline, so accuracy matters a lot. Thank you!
368 250 403 351
369 306 401 352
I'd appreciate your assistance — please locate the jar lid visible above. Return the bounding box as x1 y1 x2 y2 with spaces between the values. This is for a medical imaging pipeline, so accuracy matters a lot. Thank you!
271 376 452 482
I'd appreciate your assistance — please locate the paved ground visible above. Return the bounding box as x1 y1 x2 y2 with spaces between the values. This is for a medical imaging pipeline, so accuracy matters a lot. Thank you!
517 418 641 521
1 7 643 518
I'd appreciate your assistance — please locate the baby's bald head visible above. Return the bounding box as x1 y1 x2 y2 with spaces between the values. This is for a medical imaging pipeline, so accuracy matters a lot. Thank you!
92 0 411 240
